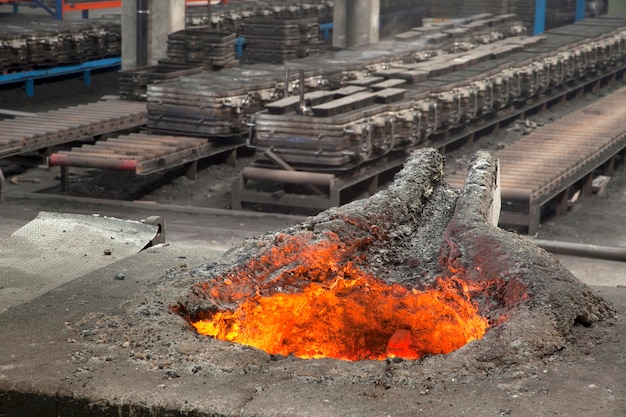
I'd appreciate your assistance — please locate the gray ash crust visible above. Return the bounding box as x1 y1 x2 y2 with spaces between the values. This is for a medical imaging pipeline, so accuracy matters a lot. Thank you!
73 148 615 393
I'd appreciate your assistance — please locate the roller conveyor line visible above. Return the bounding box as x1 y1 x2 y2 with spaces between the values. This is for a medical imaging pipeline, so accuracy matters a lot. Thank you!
446 86 626 235
0 100 147 158
48 132 243 177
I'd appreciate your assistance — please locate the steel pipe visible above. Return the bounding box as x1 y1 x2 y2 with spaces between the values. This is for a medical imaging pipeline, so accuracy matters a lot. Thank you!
532 239 626 262
243 167 335 187
49 154 139 172
137 0 149 67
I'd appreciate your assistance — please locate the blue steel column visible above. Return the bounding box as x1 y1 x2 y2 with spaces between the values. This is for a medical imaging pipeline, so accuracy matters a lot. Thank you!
575 0 586 21
533 0 546 35
56 0 63 20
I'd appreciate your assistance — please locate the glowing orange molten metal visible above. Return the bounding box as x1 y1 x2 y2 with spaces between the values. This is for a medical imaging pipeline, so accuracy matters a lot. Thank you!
188 233 491 361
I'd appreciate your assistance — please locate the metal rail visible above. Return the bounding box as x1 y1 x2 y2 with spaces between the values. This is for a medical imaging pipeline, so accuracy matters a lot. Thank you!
532 239 626 262
0 100 147 158
0 57 121 97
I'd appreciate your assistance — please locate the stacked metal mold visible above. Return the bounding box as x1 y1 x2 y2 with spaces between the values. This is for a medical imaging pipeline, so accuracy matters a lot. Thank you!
242 17 324 64
394 13 526 56
118 64 204 101
165 28 238 70
119 27 236 101
248 16 626 170
0 17 120 72
145 67 326 138
143 13 537 139
185 0 334 30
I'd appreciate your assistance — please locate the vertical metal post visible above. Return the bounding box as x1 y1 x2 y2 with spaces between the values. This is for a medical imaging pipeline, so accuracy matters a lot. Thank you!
137 0 149 67
533 0 546 36
575 0 586 21
283 68 290 97
56 0 63 20
82 69 92 87
235 37 245 57
61 166 69 192
0 167 4 205
298 69 305 113
25 79 35 97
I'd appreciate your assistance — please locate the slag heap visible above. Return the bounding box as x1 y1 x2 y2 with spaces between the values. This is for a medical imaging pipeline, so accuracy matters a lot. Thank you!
174 148 614 363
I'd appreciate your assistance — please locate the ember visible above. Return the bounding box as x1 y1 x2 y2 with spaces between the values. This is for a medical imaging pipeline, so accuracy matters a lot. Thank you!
183 233 498 361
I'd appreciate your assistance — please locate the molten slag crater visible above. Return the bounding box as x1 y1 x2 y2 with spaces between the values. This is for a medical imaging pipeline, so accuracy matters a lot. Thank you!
177 233 511 361
174 149 612 365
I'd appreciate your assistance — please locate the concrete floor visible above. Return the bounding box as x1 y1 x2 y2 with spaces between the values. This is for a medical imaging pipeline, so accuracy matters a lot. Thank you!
1 167 625 416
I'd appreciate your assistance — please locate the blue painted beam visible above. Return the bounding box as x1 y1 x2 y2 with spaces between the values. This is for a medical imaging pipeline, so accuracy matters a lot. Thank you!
29 0 56 18
534 0 546 36
0 57 121 97
575 0 586 21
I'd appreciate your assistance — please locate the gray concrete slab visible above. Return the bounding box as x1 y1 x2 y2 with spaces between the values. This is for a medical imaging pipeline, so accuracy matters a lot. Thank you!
0 243 624 416
0 162 625 417
0 212 159 312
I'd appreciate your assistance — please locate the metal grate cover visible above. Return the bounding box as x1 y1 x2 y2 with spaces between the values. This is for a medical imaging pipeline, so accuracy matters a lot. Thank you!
0 212 158 312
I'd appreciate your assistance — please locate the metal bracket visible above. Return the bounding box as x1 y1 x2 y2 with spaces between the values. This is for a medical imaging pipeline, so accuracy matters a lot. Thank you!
143 216 166 247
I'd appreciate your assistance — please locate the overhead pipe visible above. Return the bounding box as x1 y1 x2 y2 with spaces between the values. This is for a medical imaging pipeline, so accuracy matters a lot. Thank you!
136 0 149 67
531 239 626 262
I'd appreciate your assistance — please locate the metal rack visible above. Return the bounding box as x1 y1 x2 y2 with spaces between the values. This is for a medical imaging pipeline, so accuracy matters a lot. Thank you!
0 57 121 97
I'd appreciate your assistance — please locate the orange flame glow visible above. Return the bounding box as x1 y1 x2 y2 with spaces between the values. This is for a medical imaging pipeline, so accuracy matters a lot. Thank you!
192 274 488 361
187 233 493 361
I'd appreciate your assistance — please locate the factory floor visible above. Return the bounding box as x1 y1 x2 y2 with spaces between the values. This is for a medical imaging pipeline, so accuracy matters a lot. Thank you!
0 167 625 417
1 139 625 416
